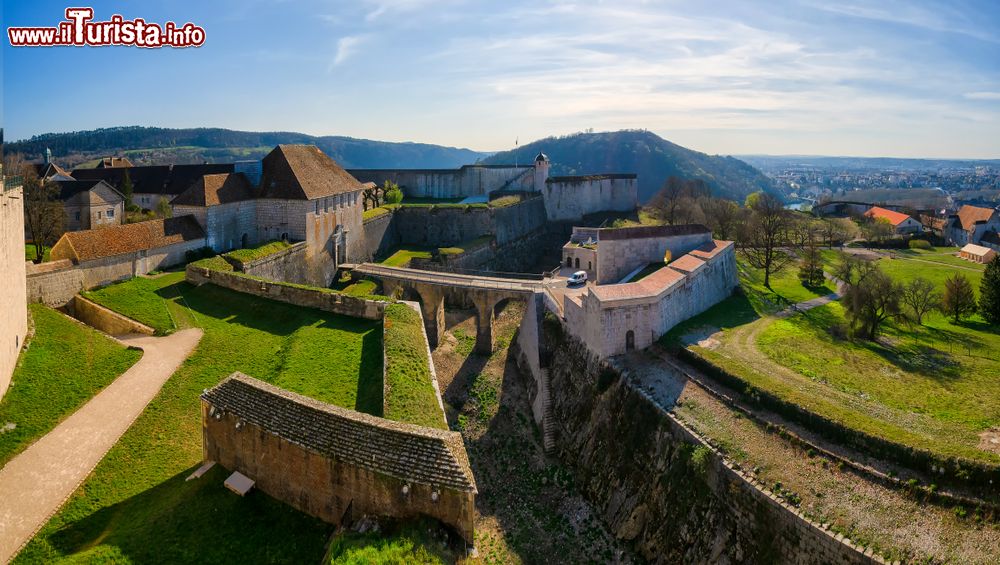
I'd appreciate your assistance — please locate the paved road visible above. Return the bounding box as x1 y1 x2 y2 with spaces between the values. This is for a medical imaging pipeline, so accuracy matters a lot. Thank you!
0 328 203 563
352 263 543 293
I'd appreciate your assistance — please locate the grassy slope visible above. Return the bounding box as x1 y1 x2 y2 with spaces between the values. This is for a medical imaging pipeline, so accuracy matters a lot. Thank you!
673 252 1000 464
326 518 455 564
0 305 141 467
19 274 382 563
81 276 181 334
382 247 434 267
224 240 292 264
382 304 446 430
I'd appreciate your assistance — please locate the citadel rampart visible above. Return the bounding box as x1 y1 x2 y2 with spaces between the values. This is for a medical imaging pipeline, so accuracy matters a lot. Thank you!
1 183 28 399
349 165 534 199
540 327 879 563
202 373 477 542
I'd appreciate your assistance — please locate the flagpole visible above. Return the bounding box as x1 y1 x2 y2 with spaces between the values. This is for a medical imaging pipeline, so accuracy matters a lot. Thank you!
514 137 518 168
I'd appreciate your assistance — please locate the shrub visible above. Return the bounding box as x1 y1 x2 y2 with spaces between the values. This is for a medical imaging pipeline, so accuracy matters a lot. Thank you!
908 239 932 250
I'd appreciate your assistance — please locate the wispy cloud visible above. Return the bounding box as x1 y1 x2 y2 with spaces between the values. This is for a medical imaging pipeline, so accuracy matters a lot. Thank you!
330 34 370 69
964 91 1000 100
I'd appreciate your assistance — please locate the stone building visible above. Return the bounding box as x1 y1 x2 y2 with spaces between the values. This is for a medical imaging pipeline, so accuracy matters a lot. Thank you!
201 373 477 543
0 170 28 400
942 205 1000 248
256 145 366 285
56 179 125 231
72 163 234 211
563 232 737 357
171 172 257 252
50 215 206 288
562 224 714 284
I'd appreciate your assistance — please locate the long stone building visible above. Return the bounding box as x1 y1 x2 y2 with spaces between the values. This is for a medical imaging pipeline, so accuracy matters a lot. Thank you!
1 168 28 400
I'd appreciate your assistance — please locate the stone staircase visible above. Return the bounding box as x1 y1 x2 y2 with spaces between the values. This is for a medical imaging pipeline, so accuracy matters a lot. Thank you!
493 167 533 193
540 369 556 453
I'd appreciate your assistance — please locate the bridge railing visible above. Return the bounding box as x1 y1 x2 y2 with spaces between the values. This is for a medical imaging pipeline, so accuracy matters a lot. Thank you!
355 263 543 292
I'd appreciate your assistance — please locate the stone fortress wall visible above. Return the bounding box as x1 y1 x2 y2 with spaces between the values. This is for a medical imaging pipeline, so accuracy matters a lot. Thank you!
0 181 28 399
349 165 534 199
542 175 637 222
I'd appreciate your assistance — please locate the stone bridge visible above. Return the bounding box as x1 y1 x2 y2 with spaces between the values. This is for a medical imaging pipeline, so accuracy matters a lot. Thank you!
347 263 542 353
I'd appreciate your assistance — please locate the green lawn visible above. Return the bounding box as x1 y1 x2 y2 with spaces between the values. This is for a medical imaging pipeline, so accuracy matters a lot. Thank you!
381 247 434 267
675 254 1000 465
821 248 984 297
81 276 182 334
224 239 292 264
24 244 50 263
326 518 454 564
740 258 835 311
18 274 383 562
382 304 447 430
0 305 141 467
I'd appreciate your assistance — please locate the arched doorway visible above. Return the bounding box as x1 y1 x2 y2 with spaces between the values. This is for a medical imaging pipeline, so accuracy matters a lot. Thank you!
566 257 572 267
625 330 635 352
575 258 580 269
241 233 249 248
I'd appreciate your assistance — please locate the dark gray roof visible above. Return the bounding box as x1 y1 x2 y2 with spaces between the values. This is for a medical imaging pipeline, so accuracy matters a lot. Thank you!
534 152 548 162
597 223 710 240
202 373 476 493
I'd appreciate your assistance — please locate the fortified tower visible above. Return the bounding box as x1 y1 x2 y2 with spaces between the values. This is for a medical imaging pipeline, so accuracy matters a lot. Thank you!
533 151 550 192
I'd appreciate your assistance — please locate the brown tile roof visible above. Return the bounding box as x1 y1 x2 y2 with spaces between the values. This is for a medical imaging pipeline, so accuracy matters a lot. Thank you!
667 254 706 273
202 373 476 493
54 215 205 262
919 214 948 231
172 173 255 206
957 205 998 232
688 240 733 260
259 145 364 200
96 156 134 168
591 265 685 301
865 206 913 227
33 162 72 180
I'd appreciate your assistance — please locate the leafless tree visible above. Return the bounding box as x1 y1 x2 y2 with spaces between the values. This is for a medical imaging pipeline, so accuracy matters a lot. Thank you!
701 197 740 240
738 192 795 289
5 153 64 263
900 277 939 325
648 176 710 225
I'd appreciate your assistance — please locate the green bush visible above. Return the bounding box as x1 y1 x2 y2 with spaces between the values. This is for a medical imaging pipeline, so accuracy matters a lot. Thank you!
908 239 932 250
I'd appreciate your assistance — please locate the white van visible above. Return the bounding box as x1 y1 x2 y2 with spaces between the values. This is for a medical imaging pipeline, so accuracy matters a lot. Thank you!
567 271 588 286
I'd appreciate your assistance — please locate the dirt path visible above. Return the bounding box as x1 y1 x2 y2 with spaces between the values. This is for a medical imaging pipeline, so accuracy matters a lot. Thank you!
0 328 203 563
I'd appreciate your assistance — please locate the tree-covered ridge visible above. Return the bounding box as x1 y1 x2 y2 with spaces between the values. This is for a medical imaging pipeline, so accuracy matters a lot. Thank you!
6 126 488 170
483 130 777 203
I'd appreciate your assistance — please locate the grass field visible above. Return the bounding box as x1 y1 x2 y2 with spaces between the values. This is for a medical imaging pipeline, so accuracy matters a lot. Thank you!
18 273 382 562
24 244 50 263
381 246 434 267
224 240 292 264
0 305 141 467
382 304 447 430
672 252 1000 465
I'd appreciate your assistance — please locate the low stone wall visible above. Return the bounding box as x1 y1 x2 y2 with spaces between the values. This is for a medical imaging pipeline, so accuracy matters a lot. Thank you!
26 260 85 307
233 242 310 284
202 373 476 543
186 264 385 320
69 295 155 336
542 323 879 563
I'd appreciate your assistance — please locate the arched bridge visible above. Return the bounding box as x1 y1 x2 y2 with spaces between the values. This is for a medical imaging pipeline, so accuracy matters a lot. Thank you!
345 263 543 353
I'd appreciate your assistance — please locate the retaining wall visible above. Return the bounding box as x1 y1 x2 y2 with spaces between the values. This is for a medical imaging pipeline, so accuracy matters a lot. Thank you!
25 260 85 307
232 242 310 285
186 264 385 320
541 323 879 563
69 295 155 336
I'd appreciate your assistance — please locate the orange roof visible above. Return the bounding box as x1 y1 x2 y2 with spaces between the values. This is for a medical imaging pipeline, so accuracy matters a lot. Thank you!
591 264 684 301
688 240 733 260
52 216 205 263
956 205 998 231
667 254 706 273
864 206 912 227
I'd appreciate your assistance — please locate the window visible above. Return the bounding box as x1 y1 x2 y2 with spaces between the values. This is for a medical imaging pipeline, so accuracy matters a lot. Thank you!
588 261 592 270
626 330 635 352
75 211 81 221
575 258 580 268
315 201 320 214
566 257 572 267
97 211 102 219
107 208 114 218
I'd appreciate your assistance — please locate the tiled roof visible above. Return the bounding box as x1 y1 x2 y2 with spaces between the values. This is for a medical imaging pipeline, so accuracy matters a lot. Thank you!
688 240 733 260
96 156 134 168
55 215 205 262
957 205 998 232
919 214 948 231
54 179 124 201
591 264 685 301
667 254 706 274
961 243 996 257
70 163 235 197
596 224 710 241
260 145 364 200
33 162 72 180
202 373 477 493
865 206 913 227
172 173 255 206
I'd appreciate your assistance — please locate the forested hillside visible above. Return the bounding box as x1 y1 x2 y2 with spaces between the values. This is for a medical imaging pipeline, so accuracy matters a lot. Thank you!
485 130 777 203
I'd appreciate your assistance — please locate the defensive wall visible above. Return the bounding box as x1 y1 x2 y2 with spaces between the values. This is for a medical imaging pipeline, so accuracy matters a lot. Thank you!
543 175 637 222
564 224 714 284
224 241 311 285
348 165 534 199
202 373 476 543
1 184 28 400
68 295 155 336
538 324 880 563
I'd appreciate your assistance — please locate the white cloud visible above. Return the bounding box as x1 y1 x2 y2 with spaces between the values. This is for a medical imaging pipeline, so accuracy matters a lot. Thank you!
330 34 369 69
964 91 1000 100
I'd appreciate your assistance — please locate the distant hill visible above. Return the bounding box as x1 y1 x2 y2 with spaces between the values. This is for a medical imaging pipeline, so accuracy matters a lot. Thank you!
5 126 488 169
484 130 777 203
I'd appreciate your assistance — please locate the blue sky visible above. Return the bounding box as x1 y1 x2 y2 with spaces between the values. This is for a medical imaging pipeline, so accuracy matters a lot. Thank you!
3 0 999 158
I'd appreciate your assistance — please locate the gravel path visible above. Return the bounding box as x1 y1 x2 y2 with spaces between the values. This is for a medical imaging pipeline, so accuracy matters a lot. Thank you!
0 328 203 563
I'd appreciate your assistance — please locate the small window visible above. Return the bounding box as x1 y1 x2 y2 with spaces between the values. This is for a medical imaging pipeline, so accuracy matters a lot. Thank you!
315 201 320 214
75 211 81 221
97 211 102 219
107 208 114 218
566 257 572 267
575 258 580 269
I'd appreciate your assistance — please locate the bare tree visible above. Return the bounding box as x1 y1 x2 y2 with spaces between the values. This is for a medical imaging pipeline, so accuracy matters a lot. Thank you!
701 197 740 240
5 153 64 263
842 265 902 340
738 192 794 289
648 176 709 225
900 277 939 325
941 273 977 323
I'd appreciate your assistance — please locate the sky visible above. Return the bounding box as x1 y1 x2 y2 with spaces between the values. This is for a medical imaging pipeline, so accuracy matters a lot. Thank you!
2 0 999 158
